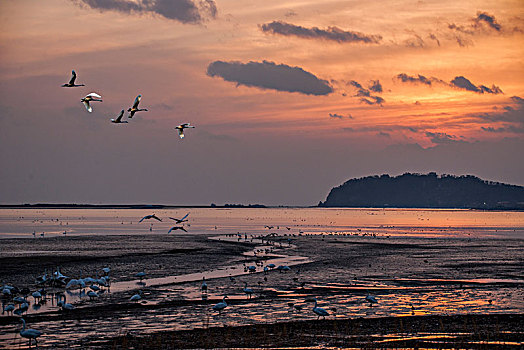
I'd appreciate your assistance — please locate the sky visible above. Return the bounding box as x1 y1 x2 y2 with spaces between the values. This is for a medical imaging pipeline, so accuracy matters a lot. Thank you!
0 0 523 206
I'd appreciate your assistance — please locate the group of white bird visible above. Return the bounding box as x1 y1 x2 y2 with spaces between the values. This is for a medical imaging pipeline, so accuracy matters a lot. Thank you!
61 70 195 138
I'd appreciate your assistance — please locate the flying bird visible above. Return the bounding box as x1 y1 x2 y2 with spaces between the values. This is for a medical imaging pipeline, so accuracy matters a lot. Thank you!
111 110 128 124
138 214 162 223
175 123 195 139
81 92 102 112
169 213 190 224
127 95 148 118
61 70 85 87
168 226 187 233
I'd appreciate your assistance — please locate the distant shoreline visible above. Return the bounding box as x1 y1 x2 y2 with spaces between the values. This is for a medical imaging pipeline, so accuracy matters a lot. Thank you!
0 204 522 211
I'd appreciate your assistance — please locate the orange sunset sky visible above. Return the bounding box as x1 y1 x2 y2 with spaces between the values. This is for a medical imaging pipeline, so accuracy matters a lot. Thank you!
0 0 523 205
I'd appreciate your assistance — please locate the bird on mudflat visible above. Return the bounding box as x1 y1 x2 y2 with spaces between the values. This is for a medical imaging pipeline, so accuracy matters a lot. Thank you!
61 70 85 87
212 296 228 313
81 92 102 112
312 298 329 319
174 123 195 139
138 214 162 223
127 95 148 118
20 318 43 347
110 110 128 124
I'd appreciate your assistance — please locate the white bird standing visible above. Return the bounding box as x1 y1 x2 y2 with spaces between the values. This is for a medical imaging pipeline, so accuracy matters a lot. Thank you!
127 95 148 118
212 296 228 314
174 123 195 139
365 293 378 307
81 93 102 113
61 70 85 87
110 110 128 124
312 298 329 319
130 290 142 302
201 277 208 293
20 318 43 347
243 282 254 299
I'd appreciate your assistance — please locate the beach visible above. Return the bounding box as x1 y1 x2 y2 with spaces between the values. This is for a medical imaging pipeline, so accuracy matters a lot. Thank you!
0 208 523 348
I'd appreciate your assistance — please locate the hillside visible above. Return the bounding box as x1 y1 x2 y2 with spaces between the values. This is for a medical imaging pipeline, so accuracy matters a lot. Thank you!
319 173 524 209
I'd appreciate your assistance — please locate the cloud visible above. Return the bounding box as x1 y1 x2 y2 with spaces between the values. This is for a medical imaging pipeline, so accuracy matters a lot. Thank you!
259 21 382 44
349 80 384 105
428 33 441 46
72 0 217 24
450 76 503 94
396 73 433 85
476 96 524 133
329 113 353 119
475 11 502 31
206 60 333 95
425 132 465 145
397 73 502 94
368 80 383 93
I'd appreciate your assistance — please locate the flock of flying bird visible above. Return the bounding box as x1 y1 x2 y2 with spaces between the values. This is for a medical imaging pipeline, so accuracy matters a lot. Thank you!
61 70 195 138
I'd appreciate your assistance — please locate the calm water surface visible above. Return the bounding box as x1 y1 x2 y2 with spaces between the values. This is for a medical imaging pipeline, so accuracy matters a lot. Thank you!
1 207 523 239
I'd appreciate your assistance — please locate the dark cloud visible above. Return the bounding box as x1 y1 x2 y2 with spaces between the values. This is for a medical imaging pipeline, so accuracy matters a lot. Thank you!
476 96 524 132
206 60 333 96
73 0 217 24
368 80 383 93
428 33 441 46
450 76 503 94
475 11 501 31
349 80 384 106
260 21 382 44
425 132 464 145
397 73 502 94
396 73 433 85
404 33 425 48
361 96 385 105
329 113 353 119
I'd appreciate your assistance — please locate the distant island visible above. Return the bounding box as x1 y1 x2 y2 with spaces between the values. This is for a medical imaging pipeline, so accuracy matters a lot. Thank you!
318 173 524 209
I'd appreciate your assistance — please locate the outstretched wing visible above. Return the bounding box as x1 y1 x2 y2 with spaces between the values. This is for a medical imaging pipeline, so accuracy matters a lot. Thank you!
138 216 148 223
168 227 175 233
132 95 141 109
68 70 77 85
86 92 102 99
152 215 162 222
180 212 190 221
180 227 187 232
83 101 92 112
115 110 124 122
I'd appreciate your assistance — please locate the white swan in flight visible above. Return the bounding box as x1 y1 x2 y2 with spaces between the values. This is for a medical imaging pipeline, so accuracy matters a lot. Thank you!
175 123 195 139
81 93 102 113
169 213 189 224
61 70 85 87
138 214 162 223
128 95 148 118
168 226 187 233
111 110 128 124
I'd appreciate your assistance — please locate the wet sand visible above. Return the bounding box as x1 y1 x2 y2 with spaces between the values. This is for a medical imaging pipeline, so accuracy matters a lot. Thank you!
1 230 523 348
